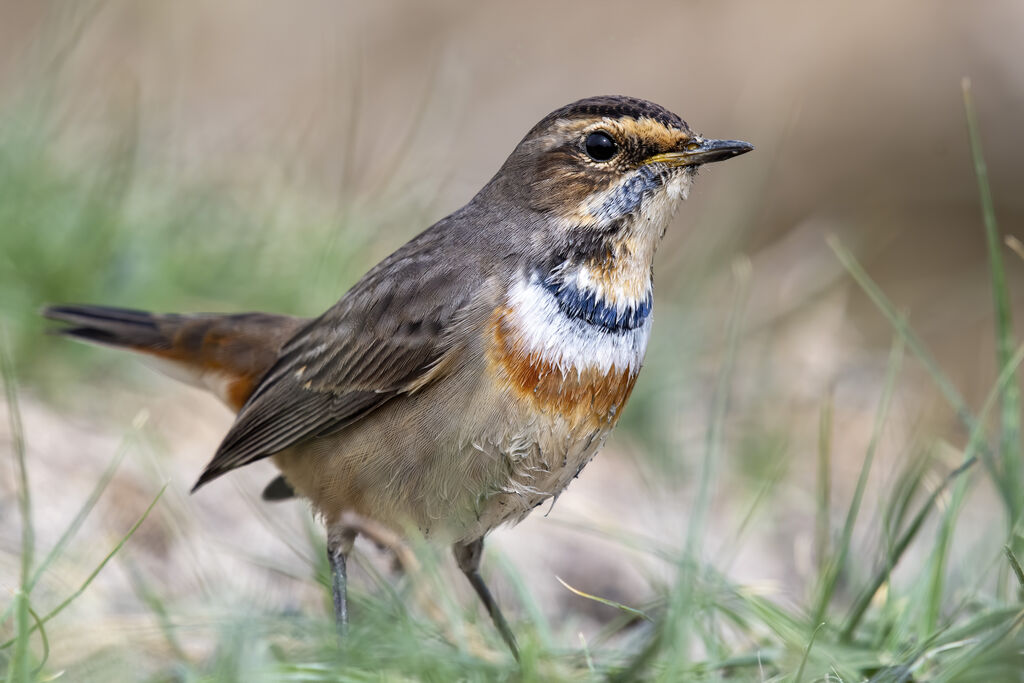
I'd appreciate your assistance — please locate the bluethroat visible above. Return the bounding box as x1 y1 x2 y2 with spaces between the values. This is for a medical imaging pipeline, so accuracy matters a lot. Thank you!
44 95 752 657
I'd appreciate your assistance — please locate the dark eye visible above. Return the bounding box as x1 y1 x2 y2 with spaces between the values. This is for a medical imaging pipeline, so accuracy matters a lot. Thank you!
584 131 618 161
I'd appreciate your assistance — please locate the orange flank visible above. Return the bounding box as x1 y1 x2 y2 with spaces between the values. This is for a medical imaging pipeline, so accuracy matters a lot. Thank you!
224 375 259 411
143 321 277 411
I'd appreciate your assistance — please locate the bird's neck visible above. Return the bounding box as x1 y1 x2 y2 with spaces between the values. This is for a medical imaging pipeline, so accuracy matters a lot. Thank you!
541 239 654 334
496 236 656 380
548 229 651 313
539 169 686 322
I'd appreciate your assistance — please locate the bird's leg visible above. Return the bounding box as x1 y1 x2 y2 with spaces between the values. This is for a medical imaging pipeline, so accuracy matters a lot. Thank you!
453 538 519 660
328 544 348 634
327 524 357 637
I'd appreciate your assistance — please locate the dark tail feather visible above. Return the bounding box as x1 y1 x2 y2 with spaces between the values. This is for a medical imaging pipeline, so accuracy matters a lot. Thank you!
44 303 309 414
42 304 170 351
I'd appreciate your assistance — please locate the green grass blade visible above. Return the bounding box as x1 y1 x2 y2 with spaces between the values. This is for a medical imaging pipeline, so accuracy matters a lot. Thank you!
962 77 1021 528
829 238 1004 498
842 456 976 640
930 608 1024 683
844 343 1024 640
27 445 127 592
669 258 751 670
1004 546 1024 593
828 238 987 445
924 342 1024 633
0 485 166 650
845 336 904 553
25 607 47 678
716 442 789 570
816 394 833 576
923 605 1023 652
555 577 652 622
794 622 824 683
123 559 190 665
813 336 903 626
2 340 33 683
685 258 752 556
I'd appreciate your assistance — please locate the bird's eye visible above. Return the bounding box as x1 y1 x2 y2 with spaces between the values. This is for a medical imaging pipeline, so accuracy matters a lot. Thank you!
584 131 618 161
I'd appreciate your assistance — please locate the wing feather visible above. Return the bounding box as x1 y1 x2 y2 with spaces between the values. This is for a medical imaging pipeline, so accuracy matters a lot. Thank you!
192 226 494 491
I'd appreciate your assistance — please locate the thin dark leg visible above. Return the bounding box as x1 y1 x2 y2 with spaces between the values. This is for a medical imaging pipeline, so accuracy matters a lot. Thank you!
454 538 520 660
465 569 520 659
328 543 349 636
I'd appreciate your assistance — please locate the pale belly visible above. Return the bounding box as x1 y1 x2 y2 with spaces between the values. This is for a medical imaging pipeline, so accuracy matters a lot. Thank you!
271 356 627 544
460 413 613 540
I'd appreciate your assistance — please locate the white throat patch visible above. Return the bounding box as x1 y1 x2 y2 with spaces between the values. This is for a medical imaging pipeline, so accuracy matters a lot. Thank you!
504 273 651 375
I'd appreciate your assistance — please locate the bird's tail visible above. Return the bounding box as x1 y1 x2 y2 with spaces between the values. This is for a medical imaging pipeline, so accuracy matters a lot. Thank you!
42 304 308 412
44 304 308 500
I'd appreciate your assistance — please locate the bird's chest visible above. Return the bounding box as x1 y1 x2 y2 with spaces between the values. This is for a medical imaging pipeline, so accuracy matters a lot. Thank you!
468 272 650 530
488 274 650 428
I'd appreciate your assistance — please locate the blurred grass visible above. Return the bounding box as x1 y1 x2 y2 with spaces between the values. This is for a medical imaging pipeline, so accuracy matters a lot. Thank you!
3 16 1024 681
963 76 1023 549
0 69 436 398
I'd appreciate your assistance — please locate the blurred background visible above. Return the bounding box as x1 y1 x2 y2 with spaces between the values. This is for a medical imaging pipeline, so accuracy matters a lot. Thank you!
1 0 1023 678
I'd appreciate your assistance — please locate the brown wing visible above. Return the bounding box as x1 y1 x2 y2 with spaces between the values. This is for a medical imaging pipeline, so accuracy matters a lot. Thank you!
192 227 490 491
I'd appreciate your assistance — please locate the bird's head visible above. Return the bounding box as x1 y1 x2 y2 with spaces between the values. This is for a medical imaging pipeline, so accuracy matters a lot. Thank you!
489 95 752 268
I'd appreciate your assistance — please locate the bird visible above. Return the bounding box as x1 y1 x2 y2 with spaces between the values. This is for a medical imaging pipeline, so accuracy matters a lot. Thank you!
43 95 752 658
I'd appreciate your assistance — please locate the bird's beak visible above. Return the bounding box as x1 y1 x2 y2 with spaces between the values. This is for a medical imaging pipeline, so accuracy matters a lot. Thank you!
645 138 754 167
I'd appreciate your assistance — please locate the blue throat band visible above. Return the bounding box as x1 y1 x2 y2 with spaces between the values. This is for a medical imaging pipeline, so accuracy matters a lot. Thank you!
541 275 652 333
